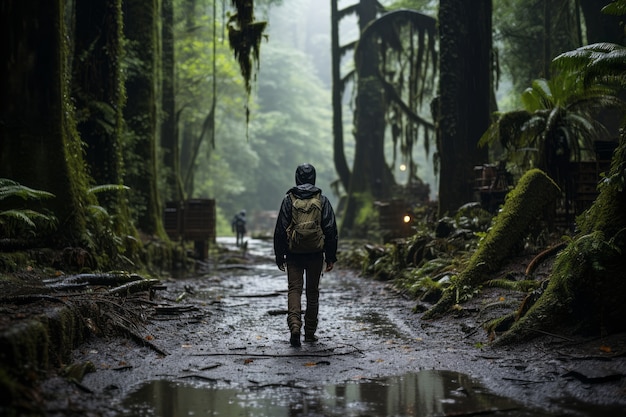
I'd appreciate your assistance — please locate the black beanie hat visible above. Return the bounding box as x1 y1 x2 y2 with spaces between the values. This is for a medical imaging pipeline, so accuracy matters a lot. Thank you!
295 163 316 185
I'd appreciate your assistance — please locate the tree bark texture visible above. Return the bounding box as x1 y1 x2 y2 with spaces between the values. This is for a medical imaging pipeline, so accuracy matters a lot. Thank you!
580 0 625 45
436 0 491 217
73 0 126 208
0 0 89 244
160 0 183 203
122 0 164 236
330 0 351 194
342 0 394 235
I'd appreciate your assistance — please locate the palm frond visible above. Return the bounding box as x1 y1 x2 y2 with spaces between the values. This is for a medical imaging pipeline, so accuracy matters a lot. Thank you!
552 43 626 88
0 209 36 228
88 184 130 195
0 209 57 230
601 1 626 16
0 179 55 201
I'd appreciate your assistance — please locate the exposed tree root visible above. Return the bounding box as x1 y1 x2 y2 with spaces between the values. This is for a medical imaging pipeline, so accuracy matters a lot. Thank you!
423 169 560 319
524 242 567 276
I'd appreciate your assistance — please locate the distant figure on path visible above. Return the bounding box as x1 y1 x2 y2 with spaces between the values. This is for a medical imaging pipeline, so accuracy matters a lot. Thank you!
273 163 338 347
231 210 247 246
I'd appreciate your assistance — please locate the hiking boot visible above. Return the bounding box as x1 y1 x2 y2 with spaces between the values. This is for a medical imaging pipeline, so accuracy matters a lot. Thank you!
304 334 318 343
290 331 301 347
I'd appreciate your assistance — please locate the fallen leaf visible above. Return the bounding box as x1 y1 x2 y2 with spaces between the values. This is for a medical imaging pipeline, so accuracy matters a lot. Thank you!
181 344 192 348
599 345 612 353
304 362 317 367
244 358 254 364
145 335 154 341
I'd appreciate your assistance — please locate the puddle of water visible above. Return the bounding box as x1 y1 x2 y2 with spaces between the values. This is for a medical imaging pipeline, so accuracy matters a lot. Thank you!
116 370 555 417
346 311 407 340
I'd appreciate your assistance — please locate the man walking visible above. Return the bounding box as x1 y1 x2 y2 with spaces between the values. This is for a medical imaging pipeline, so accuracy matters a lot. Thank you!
231 210 247 247
274 163 338 347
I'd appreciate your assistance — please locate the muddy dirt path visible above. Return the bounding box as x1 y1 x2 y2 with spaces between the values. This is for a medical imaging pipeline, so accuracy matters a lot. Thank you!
40 238 626 416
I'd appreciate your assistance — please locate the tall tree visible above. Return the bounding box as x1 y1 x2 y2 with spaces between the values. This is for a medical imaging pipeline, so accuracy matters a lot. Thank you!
495 0 581 100
122 0 165 236
72 0 134 240
161 0 184 203
330 0 352 193
0 0 90 244
331 1 437 234
341 0 390 234
436 0 491 216
580 0 624 45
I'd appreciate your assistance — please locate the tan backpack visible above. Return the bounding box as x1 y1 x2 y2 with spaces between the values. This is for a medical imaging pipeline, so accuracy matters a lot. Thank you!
286 192 325 253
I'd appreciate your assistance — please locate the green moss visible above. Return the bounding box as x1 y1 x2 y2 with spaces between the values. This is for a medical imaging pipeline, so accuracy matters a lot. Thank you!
424 169 561 318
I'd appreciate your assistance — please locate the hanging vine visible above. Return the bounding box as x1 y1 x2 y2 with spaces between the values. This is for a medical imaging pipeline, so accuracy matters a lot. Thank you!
227 0 267 124
355 10 438 182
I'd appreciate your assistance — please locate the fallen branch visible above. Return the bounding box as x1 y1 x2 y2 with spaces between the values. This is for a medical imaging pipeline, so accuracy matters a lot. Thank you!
111 321 169 356
231 292 283 298
154 304 199 315
109 279 161 296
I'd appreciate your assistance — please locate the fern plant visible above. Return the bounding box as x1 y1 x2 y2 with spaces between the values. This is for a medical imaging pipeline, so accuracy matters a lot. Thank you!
0 178 57 239
84 184 133 268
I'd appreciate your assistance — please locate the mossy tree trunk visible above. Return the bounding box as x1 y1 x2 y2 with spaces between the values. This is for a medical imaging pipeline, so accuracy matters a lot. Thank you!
436 0 491 217
122 0 166 237
497 135 626 344
341 0 394 236
0 0 90 245
73 0 133 237
330 0 353 194
424 169 561 319
160 0 183 204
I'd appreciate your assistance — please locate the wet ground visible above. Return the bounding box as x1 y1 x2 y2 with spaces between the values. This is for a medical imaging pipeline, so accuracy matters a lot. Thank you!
39 237 626 416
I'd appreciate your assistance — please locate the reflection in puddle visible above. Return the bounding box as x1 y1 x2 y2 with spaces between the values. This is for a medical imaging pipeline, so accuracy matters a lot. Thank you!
117 370 554 416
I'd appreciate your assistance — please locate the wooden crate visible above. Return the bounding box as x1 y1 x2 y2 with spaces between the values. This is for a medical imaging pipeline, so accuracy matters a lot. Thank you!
377 200 413 242
163 201 182 240
183 199 216 242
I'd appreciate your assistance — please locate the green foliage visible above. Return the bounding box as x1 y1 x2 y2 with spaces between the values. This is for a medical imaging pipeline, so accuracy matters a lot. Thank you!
601 0 626 16
484 278 540 293
84 185 135 269
493 0 581 98
553 42 626 91
479 69 624 180
0 179 57 238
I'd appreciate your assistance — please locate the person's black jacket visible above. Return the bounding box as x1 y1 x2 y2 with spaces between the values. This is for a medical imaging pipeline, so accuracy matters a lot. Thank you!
273 183 338 267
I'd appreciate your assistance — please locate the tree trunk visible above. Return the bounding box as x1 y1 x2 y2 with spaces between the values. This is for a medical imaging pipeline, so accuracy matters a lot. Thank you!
580 0 624 45
122 0 165 236
0 0 89 245
341 0 394 235
73 0 130 226
160 0 183 204
180 121 196 198
330 0 351 193
436 0 491 217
